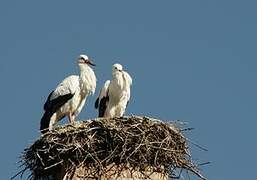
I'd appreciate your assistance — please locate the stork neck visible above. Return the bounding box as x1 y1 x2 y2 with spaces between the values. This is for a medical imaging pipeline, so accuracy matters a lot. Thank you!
78 64 97 95
112 71 124 87
112 71 121 80
79 65 90 77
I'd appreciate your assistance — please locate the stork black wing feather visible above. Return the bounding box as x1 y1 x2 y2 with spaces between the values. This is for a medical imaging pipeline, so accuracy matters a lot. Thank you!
40 92 74 133
44 92 74 113
98 96 109 117
43 91 54 111
95 98 99 109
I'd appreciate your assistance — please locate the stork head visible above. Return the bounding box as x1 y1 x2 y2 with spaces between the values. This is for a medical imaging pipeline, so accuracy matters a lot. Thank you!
78 54 96 67
112 63 123 73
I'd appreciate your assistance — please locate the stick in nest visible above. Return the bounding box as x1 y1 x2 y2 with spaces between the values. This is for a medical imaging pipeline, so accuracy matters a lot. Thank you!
15 115 206 180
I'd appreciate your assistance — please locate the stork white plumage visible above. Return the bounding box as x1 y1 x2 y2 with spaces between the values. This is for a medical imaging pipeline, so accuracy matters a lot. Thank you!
95 63 132 118
40 54 97 133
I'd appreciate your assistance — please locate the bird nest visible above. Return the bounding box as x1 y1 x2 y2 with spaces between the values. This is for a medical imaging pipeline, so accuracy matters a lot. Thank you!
16 116 206 180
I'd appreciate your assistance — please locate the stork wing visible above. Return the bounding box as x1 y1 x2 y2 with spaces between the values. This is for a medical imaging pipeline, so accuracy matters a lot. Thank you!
95 80 110 117
95 80 110 108
44 75 79 112
122 71 132 103
123 71 132 86
50 75 79 100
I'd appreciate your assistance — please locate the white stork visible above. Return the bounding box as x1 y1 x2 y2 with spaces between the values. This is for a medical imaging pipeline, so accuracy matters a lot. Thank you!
40 54 97 133
95 63 132 118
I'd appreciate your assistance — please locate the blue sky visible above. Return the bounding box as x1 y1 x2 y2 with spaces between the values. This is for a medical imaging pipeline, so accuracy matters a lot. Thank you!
1 1 257 179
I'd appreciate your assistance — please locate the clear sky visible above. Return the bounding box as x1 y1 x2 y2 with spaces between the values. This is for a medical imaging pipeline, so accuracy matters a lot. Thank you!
0 0 256 179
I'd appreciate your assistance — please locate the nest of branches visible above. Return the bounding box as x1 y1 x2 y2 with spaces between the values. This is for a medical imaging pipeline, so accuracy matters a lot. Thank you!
17 116 205 180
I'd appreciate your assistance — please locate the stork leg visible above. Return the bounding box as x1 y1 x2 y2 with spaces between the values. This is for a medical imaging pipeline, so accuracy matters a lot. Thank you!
49 113 57 131
68 113 73 123
68 113 76 123
71 114 76 122
116 105 126 118
49 120 54 131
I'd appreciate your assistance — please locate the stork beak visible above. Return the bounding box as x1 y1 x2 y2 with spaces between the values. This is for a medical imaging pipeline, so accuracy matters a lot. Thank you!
78 59 96 66
88 59 96 66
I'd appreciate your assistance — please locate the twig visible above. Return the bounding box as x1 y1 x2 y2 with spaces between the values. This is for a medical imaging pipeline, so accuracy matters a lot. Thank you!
44 160 63 170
